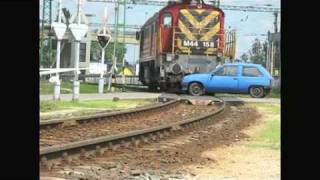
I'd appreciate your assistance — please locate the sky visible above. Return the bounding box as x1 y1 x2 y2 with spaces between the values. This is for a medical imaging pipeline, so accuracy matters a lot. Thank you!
41 0 280 64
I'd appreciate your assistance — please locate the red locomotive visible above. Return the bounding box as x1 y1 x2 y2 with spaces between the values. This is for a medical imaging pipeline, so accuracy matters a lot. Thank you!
137 0 235 91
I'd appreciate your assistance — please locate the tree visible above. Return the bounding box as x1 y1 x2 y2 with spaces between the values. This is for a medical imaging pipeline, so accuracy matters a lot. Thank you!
40 39 56 68
91 41 127 63
248 38 267 67
240 53 249 62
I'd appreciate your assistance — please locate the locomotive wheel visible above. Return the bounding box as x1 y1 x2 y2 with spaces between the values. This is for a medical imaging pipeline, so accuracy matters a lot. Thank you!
159 83 167 92
249 86 265 98
188 82 204 96
148 85 158 92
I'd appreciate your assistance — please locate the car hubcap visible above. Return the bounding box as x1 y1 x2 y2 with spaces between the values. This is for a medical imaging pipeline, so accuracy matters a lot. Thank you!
192 85 201 94
252 88 261 96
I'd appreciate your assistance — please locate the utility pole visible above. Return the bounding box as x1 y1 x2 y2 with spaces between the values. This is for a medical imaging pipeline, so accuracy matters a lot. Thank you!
108 1 119 91
274 12 278 33
97 6 112 94
40 0 53 67
51 0 67 100
122 0 127 92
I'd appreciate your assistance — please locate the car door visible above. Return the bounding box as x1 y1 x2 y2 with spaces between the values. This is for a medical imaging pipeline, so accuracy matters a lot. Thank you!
208 65 239 92
238 65 265 93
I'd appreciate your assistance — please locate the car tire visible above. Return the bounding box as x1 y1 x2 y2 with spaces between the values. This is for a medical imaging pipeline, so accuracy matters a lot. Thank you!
249 86 265 98
188 82 204 96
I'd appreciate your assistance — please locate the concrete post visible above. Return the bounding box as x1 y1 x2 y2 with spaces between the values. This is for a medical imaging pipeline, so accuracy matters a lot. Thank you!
73 40 80 101
53 0 66 100
98 49 105 94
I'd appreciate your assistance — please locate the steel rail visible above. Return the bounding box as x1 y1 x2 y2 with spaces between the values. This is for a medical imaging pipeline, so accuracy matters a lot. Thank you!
40 99 179 130
40 99 225 167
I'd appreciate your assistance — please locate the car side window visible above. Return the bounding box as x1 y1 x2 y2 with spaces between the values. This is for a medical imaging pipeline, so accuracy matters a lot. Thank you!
215 66 238 76
215 67 224 76
242 66 263 77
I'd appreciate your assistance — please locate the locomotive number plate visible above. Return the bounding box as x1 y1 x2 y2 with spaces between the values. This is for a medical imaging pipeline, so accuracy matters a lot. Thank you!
182 40 216 48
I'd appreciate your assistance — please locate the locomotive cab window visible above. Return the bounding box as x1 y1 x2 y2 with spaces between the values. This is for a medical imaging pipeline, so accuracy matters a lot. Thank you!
163 13 172 28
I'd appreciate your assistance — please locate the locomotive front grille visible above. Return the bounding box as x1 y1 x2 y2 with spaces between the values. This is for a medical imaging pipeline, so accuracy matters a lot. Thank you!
173 8 222 55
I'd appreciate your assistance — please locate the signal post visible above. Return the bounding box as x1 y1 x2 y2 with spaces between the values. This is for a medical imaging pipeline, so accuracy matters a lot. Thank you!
69 0 88 101
97 27 111 94
51 0 67 100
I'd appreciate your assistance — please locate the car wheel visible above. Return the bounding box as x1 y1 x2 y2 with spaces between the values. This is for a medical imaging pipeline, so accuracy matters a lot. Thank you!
189 82 204 96
249 86 265 98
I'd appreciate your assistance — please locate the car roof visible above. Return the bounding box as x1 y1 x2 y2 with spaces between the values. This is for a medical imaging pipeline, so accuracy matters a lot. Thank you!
223 63 262 67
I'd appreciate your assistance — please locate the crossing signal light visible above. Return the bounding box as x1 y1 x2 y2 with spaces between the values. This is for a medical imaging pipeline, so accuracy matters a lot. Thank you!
97 35 111 49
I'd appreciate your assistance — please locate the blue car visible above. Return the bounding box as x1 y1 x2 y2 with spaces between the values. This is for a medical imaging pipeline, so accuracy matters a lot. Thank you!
181 63 274 98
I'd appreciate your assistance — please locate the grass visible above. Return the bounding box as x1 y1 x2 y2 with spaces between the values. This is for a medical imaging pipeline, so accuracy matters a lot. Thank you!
40 81 100 94
251 118 280 150
267 88 281 98
248 103 280 150
40 81 135 94
40 99 154 112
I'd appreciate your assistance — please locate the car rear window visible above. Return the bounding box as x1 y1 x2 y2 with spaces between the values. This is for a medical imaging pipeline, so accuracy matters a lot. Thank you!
242 66 263 77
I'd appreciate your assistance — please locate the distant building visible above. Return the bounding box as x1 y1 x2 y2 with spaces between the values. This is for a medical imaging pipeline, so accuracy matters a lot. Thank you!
88 62 108 74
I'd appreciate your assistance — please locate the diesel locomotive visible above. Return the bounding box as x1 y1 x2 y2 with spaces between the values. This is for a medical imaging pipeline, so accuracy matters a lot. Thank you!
136 0 236 91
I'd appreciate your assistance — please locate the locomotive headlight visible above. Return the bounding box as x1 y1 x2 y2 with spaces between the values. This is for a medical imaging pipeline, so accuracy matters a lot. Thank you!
170 63 182 74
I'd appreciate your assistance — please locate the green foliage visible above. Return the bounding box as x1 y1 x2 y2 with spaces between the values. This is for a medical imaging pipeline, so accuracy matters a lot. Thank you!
91 41 127 62
248 38 267 67
40 38 56 68
240 53 249 62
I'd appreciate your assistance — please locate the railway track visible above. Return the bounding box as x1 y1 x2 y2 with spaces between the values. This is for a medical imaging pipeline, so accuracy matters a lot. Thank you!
40 99 226 169
40 99 179 130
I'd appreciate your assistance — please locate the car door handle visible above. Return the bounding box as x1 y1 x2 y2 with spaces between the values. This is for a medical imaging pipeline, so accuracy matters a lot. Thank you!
233 77 238 80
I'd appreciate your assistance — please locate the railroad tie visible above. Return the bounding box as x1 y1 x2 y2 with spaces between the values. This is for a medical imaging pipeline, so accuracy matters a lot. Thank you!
157 131 164 139
95 145 105 156
141 135 149 143
121 139 131 148
132 137 140 147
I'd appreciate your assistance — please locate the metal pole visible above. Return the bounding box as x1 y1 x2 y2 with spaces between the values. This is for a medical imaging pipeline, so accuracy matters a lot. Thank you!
274 12 278 33
122 0 126 92
270 42 274 76
73 0 82 101
40 0 46 65
108 2 119 91
99 46 105 93
54 0 63 100
48 0 53 68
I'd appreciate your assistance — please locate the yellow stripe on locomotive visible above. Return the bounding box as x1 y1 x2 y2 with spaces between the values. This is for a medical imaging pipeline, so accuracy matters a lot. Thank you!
175 8 221 55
